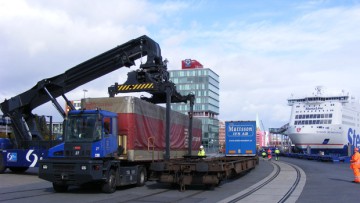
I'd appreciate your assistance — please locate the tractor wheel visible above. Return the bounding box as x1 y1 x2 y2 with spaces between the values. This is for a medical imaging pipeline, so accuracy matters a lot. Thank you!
0 153 6 173
53 183 68 192
102 169 117 193
136 167 147 186
9 167 29 173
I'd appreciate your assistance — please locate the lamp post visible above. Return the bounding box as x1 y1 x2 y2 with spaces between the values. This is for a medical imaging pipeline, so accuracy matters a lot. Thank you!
83 89 88 99
46 116 53 142
5 117 9 136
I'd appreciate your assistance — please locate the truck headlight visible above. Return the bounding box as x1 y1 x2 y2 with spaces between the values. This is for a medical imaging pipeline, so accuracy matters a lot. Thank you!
42 165 48 170
81 165 87 170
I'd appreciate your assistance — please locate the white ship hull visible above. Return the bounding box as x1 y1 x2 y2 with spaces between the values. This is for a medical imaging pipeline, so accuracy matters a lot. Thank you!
287 124 347 150
286 87 360 154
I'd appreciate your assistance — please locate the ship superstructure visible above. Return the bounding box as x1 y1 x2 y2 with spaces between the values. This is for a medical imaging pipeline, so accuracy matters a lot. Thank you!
286 86 360 155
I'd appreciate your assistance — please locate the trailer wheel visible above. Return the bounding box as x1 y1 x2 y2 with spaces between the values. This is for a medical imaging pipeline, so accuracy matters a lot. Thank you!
136 167 146 186
53 183 68 192
0 153 6 173
9 167 29 173
102 169 116 193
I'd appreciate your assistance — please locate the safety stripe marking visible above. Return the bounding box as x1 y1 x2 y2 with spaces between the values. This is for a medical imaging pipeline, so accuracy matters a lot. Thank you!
117 83 154 91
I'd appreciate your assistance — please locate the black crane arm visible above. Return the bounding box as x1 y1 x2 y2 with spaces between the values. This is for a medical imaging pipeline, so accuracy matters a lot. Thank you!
0 35 163 148
107 57 197 159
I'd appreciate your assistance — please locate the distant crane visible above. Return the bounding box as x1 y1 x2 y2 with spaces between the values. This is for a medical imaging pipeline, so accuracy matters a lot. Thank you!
260 120 266 132
260 120 269 147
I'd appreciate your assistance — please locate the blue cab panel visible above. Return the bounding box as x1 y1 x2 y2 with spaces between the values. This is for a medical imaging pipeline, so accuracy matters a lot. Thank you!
47 109 118 159
0 138 13 150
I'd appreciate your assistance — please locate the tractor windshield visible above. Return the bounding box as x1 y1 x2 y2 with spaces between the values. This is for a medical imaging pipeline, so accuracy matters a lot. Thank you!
64 114 102 142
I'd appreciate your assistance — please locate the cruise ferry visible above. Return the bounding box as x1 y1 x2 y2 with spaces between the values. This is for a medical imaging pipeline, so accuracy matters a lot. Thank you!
286 86 360 155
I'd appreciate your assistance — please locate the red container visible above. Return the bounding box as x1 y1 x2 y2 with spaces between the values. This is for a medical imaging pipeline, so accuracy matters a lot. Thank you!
82 96 202 161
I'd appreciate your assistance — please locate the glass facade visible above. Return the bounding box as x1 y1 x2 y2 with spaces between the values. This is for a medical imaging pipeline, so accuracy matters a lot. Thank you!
169 68 220 150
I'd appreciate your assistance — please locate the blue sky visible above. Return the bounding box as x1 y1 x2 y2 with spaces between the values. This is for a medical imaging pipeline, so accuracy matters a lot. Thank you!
1 0 360 130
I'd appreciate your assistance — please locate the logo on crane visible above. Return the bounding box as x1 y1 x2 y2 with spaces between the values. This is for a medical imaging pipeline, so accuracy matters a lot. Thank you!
6 150 38 167
26 149 38 167
7 152 17 162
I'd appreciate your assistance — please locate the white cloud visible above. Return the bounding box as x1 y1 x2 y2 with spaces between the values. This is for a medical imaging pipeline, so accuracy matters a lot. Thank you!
1 0 360 131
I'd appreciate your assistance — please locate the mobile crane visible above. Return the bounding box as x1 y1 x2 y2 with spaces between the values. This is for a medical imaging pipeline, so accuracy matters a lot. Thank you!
1 35 259 192
0 35 196 185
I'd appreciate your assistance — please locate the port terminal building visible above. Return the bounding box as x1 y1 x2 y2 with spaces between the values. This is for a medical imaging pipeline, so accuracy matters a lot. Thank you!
169 59 220 150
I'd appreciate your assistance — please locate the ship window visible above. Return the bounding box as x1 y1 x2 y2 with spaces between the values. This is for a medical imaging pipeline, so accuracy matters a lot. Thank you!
317 114 321 118
324 120 328 124
321 114 325 118
328 120 332 124
306 115 310 119
310 114 313 118
316 120 320 124
329 114 332 118
305 120 309 125
295 115 299 119
309 120 313 125
325 114 329 118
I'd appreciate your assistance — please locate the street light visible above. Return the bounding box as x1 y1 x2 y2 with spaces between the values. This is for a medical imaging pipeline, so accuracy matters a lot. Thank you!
46 116 53 139
5 117 9 136
83 89 88 99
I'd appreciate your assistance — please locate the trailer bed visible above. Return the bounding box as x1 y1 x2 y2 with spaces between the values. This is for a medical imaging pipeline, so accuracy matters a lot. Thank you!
149 155 259 191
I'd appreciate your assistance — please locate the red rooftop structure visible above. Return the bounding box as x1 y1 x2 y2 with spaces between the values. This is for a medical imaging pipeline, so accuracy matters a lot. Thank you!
181 59 203 69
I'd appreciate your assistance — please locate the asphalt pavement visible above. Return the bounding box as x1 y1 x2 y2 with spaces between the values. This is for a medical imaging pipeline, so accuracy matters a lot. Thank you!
217 155 359 203
1 156 358 203
282 157 359 203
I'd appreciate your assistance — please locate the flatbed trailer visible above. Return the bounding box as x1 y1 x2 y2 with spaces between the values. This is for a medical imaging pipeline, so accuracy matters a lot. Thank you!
149 120 259 190
149 155 259 191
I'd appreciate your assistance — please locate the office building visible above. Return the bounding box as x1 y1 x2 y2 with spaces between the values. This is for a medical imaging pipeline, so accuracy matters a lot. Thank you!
169 59 220 150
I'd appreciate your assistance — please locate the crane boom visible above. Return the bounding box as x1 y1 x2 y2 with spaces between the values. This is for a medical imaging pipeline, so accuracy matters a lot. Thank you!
0 35 163 148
